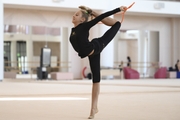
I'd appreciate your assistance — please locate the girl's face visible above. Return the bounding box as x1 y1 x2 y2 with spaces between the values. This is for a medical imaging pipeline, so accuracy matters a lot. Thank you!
72 10 85 26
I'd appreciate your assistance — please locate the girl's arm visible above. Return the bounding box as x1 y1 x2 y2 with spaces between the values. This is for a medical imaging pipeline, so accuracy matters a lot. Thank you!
91 6 126 26
85 8 121 29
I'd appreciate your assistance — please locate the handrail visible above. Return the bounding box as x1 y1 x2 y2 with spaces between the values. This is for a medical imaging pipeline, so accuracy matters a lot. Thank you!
114 61 161 69
4 61 72 74
4 61 71 63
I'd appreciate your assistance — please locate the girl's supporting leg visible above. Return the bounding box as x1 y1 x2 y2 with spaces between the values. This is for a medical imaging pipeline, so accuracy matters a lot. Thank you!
88 54 101 119
88 83 100 119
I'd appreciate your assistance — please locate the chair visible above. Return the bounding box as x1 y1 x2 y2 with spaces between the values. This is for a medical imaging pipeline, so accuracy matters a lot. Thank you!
123 67 140 79
154 67 167 79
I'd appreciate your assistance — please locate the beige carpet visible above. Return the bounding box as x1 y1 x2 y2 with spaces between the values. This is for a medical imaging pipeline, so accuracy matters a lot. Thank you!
0 79 180 120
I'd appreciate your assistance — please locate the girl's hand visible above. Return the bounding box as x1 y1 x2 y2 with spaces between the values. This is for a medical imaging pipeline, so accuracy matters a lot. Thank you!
120 6 127 12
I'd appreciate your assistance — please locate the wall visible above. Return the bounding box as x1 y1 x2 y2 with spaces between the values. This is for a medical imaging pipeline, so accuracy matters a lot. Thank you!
4 8 74 27
3 0 180 16
110 0 180 16
3 0 108 10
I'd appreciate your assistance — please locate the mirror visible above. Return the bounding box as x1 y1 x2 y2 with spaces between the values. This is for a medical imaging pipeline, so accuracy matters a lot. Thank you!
4 24 69 75
116 29 160 78
3 24 160 78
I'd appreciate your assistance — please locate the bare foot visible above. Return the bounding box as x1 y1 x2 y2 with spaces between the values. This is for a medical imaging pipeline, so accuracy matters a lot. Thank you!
88 108 98 119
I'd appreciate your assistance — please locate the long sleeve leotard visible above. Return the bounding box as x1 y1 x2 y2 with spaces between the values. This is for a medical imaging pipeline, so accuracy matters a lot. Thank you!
69 8 121 58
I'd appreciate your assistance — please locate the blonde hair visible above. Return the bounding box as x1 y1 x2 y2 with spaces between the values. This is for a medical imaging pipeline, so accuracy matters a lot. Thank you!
80 9 92 22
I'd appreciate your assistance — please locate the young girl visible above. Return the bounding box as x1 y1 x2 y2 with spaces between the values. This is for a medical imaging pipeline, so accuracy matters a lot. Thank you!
69 5 127 119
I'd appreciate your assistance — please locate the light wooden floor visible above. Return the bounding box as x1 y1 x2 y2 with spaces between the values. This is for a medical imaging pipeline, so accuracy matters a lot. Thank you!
0 79 180 120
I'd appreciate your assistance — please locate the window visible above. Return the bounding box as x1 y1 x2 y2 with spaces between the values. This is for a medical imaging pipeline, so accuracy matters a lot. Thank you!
4 41 11 71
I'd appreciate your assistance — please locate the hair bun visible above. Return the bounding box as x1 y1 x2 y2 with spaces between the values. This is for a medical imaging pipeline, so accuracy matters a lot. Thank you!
79 6 92 15
87 9 92 15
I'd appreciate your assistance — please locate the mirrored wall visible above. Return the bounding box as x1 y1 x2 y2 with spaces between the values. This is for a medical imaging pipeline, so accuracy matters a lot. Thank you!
3 24 68 74
116 29 160 77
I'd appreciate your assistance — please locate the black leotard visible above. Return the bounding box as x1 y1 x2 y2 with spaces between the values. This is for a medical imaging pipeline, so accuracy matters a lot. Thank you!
69 8 121 58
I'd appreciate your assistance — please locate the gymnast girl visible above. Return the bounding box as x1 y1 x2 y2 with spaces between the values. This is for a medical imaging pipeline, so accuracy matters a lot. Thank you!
69 5 127 119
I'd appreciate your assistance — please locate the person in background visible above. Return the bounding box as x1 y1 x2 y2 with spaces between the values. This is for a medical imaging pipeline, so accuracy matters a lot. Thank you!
119 61 124 79
127 56 131 68
119 61 124 72
175 59 179 71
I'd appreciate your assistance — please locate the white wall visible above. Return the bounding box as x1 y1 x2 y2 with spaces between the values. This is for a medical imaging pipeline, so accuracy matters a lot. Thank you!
3 0 180 17
3 0 108 10
0 0 3 81
110 0 180 16
4 8 74 27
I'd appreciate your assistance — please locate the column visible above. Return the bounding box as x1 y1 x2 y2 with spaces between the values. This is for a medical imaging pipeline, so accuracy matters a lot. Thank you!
172 18 180 66
138 30 146 77
147 31 159 77
60 27 69 72
26 33 33 74
0 1 3 81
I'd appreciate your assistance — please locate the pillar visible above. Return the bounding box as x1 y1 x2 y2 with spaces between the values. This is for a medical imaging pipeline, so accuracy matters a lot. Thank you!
26 28 33 74
138 30 146 76
172 18 180 66
0 1 3 81
147 31 159 77
60 27 69 72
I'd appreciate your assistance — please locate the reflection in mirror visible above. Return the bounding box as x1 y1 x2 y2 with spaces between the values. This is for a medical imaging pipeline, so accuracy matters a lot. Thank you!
116 29 159 78
3 25 69 78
